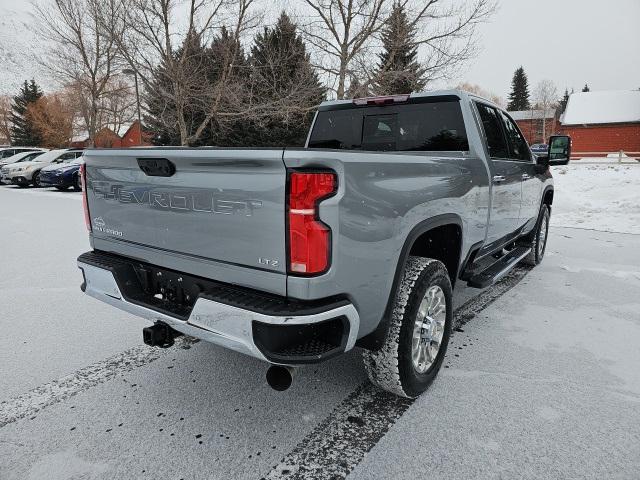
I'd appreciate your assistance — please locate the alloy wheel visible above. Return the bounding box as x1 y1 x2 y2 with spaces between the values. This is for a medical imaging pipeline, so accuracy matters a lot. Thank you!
411 285 447 374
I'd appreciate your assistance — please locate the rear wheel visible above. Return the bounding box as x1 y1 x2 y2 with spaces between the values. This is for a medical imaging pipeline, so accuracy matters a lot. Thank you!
32 170 42 188
363 257 452 398
73 173 81 191
523 205 550 266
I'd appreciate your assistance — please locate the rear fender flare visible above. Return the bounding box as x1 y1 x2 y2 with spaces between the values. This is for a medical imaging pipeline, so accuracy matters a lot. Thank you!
356 213 463 350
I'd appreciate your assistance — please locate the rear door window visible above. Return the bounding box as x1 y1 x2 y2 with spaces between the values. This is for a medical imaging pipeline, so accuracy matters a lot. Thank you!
475 103 509 159
308 99 469 152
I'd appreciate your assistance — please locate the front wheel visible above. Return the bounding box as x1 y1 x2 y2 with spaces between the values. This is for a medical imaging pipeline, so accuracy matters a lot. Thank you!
363 257 452 398
523 205 550 266
72 174 81 192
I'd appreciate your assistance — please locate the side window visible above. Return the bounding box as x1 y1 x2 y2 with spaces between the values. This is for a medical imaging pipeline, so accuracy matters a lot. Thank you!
475 103 509 159
499 111 531 161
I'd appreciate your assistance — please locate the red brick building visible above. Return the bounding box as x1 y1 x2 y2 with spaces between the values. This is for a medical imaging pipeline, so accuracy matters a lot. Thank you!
559 90 640 158
70 121 152 148
510 109 558 145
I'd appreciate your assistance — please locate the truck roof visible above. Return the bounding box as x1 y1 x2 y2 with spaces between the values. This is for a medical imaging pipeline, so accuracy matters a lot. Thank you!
318 89 497 111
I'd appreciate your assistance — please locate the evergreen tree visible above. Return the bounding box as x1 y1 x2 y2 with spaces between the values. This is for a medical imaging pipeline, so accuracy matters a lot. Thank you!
582 84 590 92
10 80 44 146
373 2 425 95
242 13 324 147
558 88 571 113
507 67 530 111
144 59 179 146
206 26 250 146
144 33 210 146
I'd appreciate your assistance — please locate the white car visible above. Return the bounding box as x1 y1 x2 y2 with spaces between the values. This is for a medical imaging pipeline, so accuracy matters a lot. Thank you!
0 147 44 161
1 149 84 187
0 150 47 169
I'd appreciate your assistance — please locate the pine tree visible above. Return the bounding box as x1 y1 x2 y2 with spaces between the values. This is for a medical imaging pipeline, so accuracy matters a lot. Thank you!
507 67 530 111
373 2 425 95
242 13 324 147
10 80 44 146
205 26 250 146
144 33 210 146
582 84 590 92
558 88 571 113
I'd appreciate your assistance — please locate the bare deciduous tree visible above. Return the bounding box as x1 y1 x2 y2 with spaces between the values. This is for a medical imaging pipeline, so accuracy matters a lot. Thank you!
301 0 495 98
106 0 261 146
300 0 389 99
398 0 496 86
533 79 558 141
0 96 11 145
35 0 121 146
99 79 137 135
456 82 504 107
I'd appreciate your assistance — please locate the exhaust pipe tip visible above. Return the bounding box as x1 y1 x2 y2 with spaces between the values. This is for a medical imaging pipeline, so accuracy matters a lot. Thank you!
266 365 295 392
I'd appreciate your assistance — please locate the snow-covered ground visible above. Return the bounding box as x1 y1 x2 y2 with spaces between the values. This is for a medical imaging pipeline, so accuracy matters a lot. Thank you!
1 186 639 479
551 162 640 234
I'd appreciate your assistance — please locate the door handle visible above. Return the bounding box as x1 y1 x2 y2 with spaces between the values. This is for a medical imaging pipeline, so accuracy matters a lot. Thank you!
492 175 506 183
521 174 531 180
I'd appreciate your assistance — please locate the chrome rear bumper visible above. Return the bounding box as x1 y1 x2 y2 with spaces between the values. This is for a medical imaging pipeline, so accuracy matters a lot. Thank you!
78 259 360 364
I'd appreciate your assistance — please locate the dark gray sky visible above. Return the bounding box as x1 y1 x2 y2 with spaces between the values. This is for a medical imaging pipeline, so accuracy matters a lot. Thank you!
2 0 638 98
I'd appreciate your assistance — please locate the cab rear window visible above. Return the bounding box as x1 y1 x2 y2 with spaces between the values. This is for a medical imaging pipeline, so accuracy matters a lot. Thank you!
308 99 469 152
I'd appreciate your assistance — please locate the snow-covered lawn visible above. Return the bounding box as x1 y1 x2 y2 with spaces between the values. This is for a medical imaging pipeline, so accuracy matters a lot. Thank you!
551 163 640 235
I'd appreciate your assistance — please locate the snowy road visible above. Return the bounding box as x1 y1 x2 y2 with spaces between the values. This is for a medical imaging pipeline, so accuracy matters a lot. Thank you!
1 184 639 479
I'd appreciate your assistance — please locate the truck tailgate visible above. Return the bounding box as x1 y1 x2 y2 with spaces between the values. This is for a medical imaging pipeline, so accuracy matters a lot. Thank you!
83 148 287 295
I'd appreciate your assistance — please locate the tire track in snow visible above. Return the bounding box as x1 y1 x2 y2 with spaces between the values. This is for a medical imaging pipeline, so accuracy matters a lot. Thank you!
263 266 531 480
0 337 197 428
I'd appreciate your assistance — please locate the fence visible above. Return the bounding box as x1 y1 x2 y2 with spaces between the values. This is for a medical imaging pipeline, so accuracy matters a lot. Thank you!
570 150 640 163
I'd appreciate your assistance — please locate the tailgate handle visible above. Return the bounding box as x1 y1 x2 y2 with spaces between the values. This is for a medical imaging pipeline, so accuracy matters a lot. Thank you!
137 158 176 177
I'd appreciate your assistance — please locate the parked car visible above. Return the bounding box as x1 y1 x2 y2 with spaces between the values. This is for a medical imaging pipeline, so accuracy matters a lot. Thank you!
77 90 571 398
40 155 84 191
1 149 84 187
0 150 46 170
0 147 44 160
530 143 549 155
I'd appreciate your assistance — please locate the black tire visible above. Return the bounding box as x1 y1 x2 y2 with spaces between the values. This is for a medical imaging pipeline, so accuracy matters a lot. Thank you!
32 170 42 188
72 173 81 192
523 205 550 266
56 186 69 191
363 257 453 398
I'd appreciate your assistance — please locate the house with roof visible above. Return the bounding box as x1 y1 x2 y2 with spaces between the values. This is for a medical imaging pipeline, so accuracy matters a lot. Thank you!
70 120 152 148
510 109 558 145
559 90 640 157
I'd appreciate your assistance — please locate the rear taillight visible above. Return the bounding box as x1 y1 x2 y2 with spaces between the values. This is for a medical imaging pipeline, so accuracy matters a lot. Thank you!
288 171 336 275
80 163 91 232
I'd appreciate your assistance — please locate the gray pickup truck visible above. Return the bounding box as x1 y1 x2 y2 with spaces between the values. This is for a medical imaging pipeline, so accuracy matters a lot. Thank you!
77 90 570 398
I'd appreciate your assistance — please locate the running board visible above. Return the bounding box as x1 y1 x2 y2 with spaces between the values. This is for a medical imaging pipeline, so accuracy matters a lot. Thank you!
466 246 531 289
